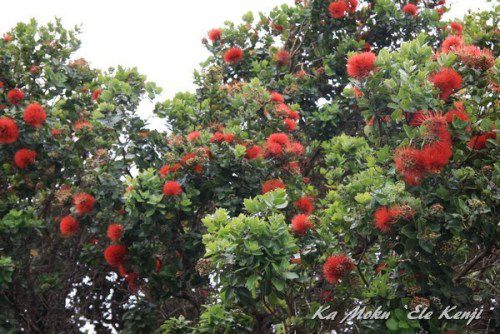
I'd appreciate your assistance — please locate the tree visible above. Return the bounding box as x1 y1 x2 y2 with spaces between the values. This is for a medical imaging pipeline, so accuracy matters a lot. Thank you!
1 1 498 333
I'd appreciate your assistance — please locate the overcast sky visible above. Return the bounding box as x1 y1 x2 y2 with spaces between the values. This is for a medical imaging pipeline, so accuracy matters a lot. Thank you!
0 0 493 128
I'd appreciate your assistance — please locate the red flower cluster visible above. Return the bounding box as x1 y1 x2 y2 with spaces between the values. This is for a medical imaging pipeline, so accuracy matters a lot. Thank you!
0 117 19 144
328 1 348 19
374 204 414 233
245 145 262 160
92 89 101 101
7 88 24 105
23 103 47 127
429 68 462 100
468 131 496 150
262 179 285 194
275 49 291 66
208 28 222 42
107 224 124 241
328 0 357 18
394 147 426 186
444 102 469 125
294 196 314 214
455 45 495 71
163 180 183 196
347 52 377 79
104 244 127 267
284 118 297 131
323 254 355 284
60 215 79 237
403 4 418 16
210 131 234 143
441 35 463 53
14 149 37 169
449 22 463 35
74 119 93 131
187 131 201 142
395 114 453 185
291 214 313 235
270 92 284 103
223 47 243 64
266 132 289 156
73 193 95 214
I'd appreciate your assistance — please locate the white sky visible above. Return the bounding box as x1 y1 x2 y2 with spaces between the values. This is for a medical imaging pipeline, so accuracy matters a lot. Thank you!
0 0 493 128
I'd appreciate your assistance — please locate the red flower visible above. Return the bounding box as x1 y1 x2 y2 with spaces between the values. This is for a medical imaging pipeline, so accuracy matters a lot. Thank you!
323 254 355 284
180 153 196 165
159 164 170 177
107 224 124 242
163 181 183 196
187 131 201 142
328 1 348 19
287 109 300 120
468 131 496 150
23 103 47 127
3 33 12 43
402 4 417 16
268 132 290 146
208 28 222 42
409 110 435 127
60 215 79 237
449 22 463 35
275 49 291 66
193 164 203 173
445 104 469 124
441 35 463 53
270 92 284 103
455 45 495 70
104 245 127 267
419 113 451 143
294 196 314 214
7 88 24 105
262 179 285 194
223 47 243 64
291 214 313 235
347 52 377 79
429 68 462 100
284 118 296 131
286 141 305 156
265 142 283 156
51 128 63 136
436 7 446 18
0 117 19 144
14 149 37 169
170 163 182 172
288 161 301 173
245 145 262 160
394 147 426 186
74 119 93 131
223 132 235 143
210 131 225 143
73 193 95 214
92 89 101 101
374 206 393 233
